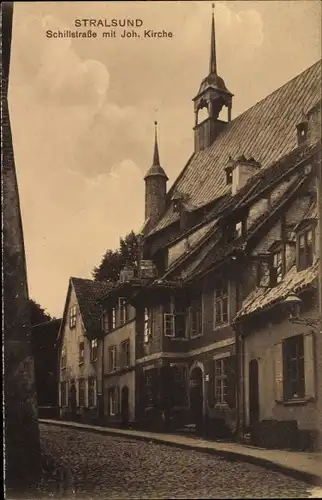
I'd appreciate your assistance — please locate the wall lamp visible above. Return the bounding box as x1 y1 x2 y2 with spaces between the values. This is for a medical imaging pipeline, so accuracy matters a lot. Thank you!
282 293 321 332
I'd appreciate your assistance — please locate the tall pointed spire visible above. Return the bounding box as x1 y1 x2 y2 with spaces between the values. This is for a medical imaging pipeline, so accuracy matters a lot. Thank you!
209 3 217 75
153 120 160 166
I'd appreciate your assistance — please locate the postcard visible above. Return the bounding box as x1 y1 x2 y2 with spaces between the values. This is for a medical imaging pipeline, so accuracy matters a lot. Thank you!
2 1 322 498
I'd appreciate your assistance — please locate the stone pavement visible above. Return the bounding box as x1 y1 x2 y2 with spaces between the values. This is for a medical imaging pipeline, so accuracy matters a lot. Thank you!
39 419 322 487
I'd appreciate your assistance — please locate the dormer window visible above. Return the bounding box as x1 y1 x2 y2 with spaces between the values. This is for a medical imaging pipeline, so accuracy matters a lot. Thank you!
297 227 313 271
226 218 246 242
224 156 235 185
173 199 181 213
272 249 283 284
296 119 308 146
257 246 285 288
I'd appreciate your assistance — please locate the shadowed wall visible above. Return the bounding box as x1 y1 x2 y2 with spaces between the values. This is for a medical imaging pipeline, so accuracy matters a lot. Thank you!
2 1 41 489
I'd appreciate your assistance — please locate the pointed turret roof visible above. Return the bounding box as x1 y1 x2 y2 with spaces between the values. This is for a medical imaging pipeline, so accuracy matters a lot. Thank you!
144 121 168 180
195 3 232 98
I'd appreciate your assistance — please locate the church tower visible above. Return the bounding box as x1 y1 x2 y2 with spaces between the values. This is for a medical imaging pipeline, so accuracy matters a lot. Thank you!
193 4 233 152
144 121 168 226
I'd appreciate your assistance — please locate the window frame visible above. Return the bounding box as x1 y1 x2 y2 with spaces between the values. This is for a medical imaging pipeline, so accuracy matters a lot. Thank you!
60 381 68 407
214 358 228 404
61 346 67 369
88 377 96 407
121 339 130 368
108 345 117 373
90 338 98 363
108 387 117 416
283 335 305 401
119 297 128 325
189 294 203 339
69 305 77 329
144 307 152 344
297 226 314 271
78 378 85 407
78 341 85 365
163 297 187 339
214 281 229 328
101 309 109 334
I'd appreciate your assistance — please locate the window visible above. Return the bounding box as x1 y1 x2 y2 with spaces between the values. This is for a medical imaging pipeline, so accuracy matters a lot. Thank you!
273 250 283 283
213 356 236 407
189 294 203 338
102 310 109 333
283 335 305 400
78 378 85 407
214 359 227 404
108 387 117 415
214 280 228 327
61 346 66 369
257 259 271 287
144 308 152 343
90 338 98 362
108 345 117 372
79 341 84 365
164 297 187 339
69 305 77 328
172 365 188 406
112 308 116 330
121 339 130 368
88 377 96 407
60 381 67 407
298 228 313 271
119 298 128 325
145 368 158 407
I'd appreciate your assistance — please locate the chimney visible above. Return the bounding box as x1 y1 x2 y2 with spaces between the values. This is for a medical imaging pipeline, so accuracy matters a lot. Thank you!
231 156 261 195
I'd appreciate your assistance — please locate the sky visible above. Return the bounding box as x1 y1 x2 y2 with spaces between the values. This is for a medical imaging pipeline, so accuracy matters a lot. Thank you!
8 0 321 318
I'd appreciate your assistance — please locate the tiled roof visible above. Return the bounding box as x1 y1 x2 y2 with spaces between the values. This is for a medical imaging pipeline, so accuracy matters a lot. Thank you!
71 278 113 335
164 152 314 283
235 261 319 320
148 60 321 236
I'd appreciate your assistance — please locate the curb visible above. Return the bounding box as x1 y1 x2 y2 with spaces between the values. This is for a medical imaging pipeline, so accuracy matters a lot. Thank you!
39 419 322 487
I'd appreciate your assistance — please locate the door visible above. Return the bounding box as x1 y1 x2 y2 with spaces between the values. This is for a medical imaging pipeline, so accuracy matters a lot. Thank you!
249 359 260 431
121 386 129 427
189 367 204 434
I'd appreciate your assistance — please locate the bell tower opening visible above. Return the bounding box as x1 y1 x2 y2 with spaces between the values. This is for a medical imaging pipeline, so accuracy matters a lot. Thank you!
193 3 233 152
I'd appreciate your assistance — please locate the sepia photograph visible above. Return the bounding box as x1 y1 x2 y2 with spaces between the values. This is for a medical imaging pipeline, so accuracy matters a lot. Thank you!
2 0 322 498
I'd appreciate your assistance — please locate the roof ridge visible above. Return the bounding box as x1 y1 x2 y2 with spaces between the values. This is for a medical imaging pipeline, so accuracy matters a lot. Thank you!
230 60 321 125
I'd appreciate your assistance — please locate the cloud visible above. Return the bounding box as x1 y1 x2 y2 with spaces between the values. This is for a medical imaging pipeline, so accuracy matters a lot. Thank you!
13 12 110 108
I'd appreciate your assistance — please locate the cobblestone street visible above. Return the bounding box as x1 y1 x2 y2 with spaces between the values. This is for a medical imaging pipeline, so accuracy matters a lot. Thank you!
8 424 318 499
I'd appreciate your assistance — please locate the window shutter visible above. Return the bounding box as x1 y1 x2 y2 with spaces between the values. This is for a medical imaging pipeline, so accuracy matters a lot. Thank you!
274 342 284 401
304 333 315 400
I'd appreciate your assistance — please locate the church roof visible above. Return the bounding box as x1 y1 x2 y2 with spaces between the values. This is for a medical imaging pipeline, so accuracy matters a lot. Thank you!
147 60 321 237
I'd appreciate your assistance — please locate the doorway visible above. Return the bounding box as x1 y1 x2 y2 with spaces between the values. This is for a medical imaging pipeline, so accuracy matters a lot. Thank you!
189 366 204 434
248 359 260 432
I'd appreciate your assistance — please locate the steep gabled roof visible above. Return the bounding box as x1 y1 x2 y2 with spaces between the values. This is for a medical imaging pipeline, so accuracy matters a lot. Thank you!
160 141 319 283
148 60 321 236
71 278 113 335
57 277 113 342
